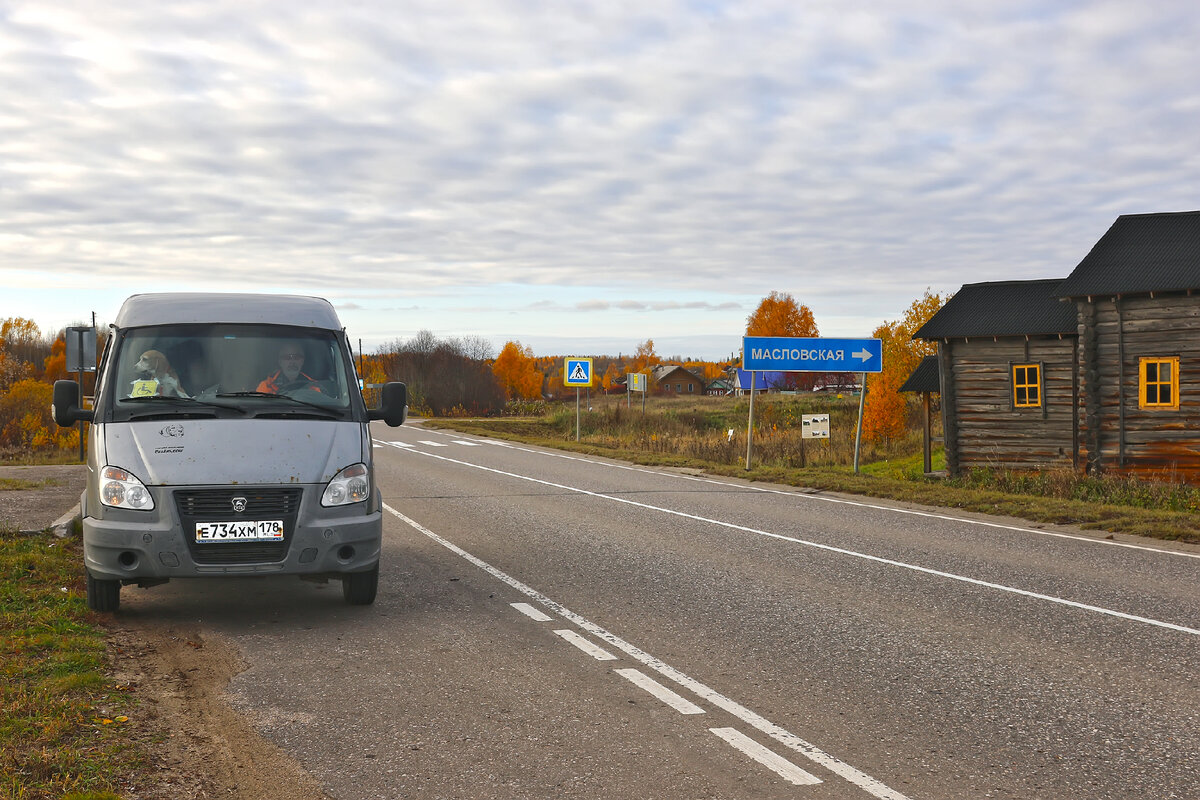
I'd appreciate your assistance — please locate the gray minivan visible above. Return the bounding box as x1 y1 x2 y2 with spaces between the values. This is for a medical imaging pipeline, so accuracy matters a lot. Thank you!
52 293 407 612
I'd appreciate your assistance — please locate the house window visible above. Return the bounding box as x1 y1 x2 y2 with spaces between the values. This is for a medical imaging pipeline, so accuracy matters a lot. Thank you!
676 383 681 392
1012 363 1042 408
688 383 694 392
1140 357 1179 409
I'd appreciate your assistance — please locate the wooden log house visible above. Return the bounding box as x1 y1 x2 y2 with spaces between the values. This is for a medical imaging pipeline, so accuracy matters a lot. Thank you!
913 280 1078 474
1058 210 1200 482
916 210 1200 483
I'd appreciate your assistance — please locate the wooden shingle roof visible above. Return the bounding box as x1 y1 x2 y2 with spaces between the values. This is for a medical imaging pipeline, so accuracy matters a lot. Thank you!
913 279 1076 340
1057 210 1200 298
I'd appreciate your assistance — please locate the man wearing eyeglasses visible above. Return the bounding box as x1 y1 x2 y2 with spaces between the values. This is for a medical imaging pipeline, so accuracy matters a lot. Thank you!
257 341 323 394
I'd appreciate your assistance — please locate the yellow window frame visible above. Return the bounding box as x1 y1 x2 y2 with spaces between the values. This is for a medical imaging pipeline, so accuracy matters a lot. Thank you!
1139 356 1179 409
1011 363 1042 408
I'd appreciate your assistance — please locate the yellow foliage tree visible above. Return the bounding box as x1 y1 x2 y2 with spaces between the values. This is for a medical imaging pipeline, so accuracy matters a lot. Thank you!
745 291 819 338
628 339 660 375
0 378 78 452
862 289 949 444
492 341 543 400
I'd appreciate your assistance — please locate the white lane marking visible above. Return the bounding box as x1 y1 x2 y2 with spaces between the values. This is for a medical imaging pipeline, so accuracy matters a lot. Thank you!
454 440 482 446
710 727 822 786
399 431 1198 561
380 449 1200 637
554 629 619 661
381 440 413 448
615 668 705 715
384 505 911 800
418 440 448 447
512 602 553 622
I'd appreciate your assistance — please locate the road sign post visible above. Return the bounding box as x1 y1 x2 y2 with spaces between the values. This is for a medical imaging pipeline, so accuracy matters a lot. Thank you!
742 337 882 472
627 372 647 415
564 358 594 441
66 325 96 461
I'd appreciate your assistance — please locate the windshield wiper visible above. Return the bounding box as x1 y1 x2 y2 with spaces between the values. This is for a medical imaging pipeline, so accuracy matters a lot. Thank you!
123 395 247 414
216 391 341 417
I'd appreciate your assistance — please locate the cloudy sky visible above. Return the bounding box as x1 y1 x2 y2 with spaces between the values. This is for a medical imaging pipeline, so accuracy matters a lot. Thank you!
3 1 1198 360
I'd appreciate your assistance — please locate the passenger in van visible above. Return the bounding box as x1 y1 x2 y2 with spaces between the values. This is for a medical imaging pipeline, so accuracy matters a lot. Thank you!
257 342 323 394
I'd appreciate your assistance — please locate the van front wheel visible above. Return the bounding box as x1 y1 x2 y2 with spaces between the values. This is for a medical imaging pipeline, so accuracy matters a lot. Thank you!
86 572 121 612
342 565 378 605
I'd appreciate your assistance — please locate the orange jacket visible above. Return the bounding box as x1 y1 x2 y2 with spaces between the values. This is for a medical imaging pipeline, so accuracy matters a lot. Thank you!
256 370 322 394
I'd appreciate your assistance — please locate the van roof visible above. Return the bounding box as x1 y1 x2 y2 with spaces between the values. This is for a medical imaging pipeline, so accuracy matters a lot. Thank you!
114 293 343 330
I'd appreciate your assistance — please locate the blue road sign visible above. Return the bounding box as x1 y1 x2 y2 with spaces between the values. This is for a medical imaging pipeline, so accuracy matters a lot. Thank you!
564 357 594 387
743 336 883 373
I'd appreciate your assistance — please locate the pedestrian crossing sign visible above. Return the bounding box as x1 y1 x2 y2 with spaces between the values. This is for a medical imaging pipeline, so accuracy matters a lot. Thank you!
564 357 594 387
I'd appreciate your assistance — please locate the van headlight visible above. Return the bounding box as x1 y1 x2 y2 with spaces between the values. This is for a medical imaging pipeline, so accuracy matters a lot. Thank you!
322 463 370 507
100 466 155 510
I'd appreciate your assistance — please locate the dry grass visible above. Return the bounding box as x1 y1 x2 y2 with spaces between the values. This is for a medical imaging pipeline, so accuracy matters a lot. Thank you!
428 393 1200 543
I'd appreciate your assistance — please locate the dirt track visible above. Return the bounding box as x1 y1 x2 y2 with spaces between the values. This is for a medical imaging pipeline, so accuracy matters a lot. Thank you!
1 465 328 798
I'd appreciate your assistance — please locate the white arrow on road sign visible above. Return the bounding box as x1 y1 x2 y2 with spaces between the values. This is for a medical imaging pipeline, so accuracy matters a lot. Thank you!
853 348 874 362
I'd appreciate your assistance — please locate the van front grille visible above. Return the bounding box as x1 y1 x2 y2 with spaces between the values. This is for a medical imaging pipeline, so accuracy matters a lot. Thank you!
174 488 303 565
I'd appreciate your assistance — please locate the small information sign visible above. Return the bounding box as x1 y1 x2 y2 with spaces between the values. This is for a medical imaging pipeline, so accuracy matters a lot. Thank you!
802 414 830 439
627 373 647 392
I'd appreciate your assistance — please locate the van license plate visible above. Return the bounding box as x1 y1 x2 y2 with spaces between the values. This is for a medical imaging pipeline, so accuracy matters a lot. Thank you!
195 520 284 542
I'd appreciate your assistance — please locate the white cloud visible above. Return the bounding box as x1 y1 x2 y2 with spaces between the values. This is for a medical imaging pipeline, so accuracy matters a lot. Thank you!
3 1 1199 358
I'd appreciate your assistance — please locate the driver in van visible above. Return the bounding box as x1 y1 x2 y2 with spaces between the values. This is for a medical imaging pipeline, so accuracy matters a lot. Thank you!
257 342 323 394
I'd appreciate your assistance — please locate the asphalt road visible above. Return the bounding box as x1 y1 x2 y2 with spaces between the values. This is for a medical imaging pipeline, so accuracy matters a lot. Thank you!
118 421 1200 799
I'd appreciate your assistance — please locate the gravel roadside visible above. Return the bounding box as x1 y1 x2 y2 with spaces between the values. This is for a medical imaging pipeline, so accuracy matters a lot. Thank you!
0 463 86 533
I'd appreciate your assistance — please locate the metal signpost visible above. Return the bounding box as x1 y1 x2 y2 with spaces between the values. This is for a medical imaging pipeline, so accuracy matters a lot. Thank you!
65 325 97 460
626 372 647 414
742 336 883 472
564 358 594 441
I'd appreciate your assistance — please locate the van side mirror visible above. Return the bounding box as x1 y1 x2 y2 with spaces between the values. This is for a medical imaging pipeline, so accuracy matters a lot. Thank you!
53 380 94 426
369 382 407 427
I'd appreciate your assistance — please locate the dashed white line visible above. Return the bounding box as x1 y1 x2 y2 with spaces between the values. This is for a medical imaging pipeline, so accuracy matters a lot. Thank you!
385 504 912 800
418 440 448 447
615 668 705 715
453 440 482 446
710 727 822 786
512 602 553 622
554 629 618 661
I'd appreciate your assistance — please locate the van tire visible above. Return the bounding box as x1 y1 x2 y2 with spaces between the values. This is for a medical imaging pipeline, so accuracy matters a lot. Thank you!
86 572 121 612
342 565 378 605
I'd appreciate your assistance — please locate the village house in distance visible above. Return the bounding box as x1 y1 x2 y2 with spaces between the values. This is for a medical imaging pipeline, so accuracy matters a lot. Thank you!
916 210 1200 484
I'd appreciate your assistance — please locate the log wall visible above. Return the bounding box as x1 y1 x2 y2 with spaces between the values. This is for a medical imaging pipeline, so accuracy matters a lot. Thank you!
942 335 1077 473
1077 293 1200 483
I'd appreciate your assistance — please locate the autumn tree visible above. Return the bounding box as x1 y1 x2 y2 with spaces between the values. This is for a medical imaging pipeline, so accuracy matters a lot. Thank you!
861 289 949 444
376 331 504 416
745 291 819 338
600 361 623 392
492 341 543 400
744 291 821 389
0 350 30 394
628 339 660 375
0 378 78 452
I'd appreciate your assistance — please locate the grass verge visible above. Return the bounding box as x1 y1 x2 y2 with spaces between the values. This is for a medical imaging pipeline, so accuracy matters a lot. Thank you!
1 528 141 800
426 417 1200 544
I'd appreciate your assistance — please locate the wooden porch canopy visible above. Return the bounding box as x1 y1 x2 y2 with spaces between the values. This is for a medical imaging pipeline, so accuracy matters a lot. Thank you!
900 355 941 475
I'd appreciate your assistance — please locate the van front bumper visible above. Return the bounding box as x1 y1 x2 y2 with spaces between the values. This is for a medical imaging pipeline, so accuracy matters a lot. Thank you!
82 487 382 581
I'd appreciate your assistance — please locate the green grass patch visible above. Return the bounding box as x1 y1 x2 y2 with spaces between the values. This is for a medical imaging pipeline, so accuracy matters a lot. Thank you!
0 478 62 492
0 449 84 468
0 531 142 800
428 404 1200 544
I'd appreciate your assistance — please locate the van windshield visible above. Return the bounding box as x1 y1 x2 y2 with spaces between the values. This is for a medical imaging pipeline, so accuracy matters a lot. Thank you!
108 324 354 419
